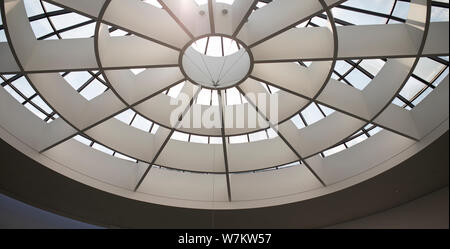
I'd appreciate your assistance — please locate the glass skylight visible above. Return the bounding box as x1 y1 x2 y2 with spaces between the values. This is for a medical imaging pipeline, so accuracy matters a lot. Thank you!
24 0 95 40
0 0 448 184
1 74 57 123
62 71 108 101
142 0 163 9
194 0 235 6
191 36 240 57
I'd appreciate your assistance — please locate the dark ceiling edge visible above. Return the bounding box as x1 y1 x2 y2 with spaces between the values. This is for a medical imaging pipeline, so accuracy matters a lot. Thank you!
326 185 449 229
0 132 448 229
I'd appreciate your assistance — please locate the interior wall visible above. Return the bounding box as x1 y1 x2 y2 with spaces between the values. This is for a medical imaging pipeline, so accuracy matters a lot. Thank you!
1 186 448 229
0 132 448 228
0 193 101 229
328 186 449 229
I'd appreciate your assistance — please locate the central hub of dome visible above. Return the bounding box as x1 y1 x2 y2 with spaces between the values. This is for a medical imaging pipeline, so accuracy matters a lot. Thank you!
180 35 252 89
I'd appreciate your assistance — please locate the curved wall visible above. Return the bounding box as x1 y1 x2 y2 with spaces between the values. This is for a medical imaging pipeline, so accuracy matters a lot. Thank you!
0 131 447 228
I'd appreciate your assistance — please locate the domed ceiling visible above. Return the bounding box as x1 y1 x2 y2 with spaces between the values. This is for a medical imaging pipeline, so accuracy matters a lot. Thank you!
0 0 448 209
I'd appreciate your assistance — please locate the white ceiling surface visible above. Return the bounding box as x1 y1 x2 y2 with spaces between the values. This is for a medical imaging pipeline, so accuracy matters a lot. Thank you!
182 47 251 88
0 0 448 209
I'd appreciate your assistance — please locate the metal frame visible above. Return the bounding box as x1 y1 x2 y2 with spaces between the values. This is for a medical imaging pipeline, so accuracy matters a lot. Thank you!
0 0 448 202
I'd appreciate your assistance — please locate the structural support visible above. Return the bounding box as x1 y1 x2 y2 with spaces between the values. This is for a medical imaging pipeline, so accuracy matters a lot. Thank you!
236 86 326 187
156 0 195 40
134 87 202 191
232 0 259 38
237 0 345 47
250 74 420 142
38 78 183 153
208 0 215 34
218 90 232 202
45 0 186 51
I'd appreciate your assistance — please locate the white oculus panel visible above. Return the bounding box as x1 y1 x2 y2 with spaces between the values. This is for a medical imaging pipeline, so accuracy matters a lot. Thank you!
181 47 251 89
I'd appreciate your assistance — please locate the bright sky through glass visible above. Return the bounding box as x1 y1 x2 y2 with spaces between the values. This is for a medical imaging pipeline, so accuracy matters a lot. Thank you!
191 36 240 57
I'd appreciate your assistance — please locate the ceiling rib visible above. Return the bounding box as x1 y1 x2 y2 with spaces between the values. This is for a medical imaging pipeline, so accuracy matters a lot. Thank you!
157 0 195 39
134 87 203 191
38 79 184 153
232 0 259 38
39 0 187 153
247 0 347 48
249 75 420 142
0 0 83 148
236 86 326 187
44 0 183 51
218 90 232 201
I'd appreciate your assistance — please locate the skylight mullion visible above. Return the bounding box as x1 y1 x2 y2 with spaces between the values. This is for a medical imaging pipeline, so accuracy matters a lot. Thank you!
133 87 203 192
237 86 326 186
299 112 308 127
305 17 313 27
128 112 138 126
385 0 398 24
155 0 195 40
346 130 366 142
315 102 327 117
232 1 261 38
316 13 354 26
265 83 272 94
37 19 96 40
27 9 70 23
338 61 359 81
21 95 52 118
431 1 450 8
408 68 447 106
43 111 57 122
411 74 436 89
3 80 33 103
208 0 215 34
0 74 22 87
333 70 354 87
362 128 371 138
204 36 210 55
76 74 98 93
297 61 308 67
335 4 406 23
429 56 449 67
39 0 62 39
88 71 108 88
408 87 430 107
148 122 155 133
21 93 38 105
430 65 449 85
396 94 415 109
307 22 319 28
221 36 224 57
209 89 213 106
345 59 374 80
